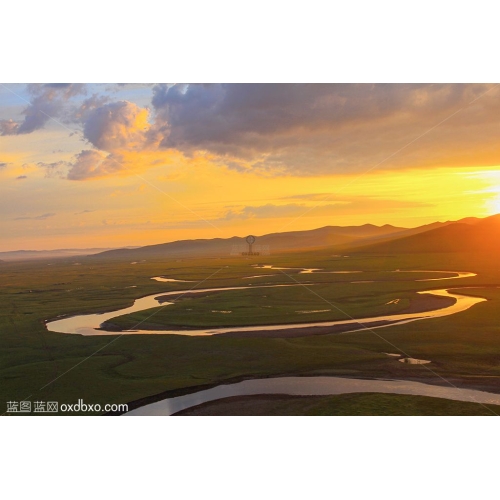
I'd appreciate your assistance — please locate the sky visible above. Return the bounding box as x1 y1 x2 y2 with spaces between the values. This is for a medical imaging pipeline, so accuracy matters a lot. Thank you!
1 83 500 251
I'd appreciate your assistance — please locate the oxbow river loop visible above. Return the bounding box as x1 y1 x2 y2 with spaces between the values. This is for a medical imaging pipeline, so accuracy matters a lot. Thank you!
45 270 485 337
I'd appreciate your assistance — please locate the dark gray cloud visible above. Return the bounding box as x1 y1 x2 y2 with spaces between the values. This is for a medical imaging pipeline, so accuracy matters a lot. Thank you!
65 83 500 179
0 162 9 168
14 212 56 220
0 119 19 135
43 83 73 90
1 84 87 135
5 83 500 180
149 83 500 175
16 175 27 180
29 83 86 99
71 93 110 124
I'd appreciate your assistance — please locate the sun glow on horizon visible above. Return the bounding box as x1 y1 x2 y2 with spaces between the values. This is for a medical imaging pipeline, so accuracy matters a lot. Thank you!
462 169 500 217
1 164 499 252
485 193 500 216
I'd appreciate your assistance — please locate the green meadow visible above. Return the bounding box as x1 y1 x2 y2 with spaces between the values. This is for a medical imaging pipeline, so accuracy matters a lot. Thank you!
1 249 500 415
105 274 446 330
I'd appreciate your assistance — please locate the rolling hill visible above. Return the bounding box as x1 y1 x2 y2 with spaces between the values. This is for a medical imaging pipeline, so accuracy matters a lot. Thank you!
9 214 498 262
351 214 500 253
90 223 406 260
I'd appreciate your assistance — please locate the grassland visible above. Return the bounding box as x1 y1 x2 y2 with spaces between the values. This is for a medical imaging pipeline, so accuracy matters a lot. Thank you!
1 249 500 415
104 276 452 330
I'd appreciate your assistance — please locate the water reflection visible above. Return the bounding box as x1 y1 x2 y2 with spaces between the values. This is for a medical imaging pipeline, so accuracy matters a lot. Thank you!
152 277 193 283
45 285 486 337
124 376 500 416
399 358 431 364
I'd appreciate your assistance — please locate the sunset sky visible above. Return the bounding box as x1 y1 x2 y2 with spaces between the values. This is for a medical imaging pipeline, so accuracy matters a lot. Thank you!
1 83 500 251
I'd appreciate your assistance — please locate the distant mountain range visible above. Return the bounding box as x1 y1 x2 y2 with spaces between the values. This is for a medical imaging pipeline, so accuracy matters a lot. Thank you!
90 224 407 260
5 214 498 261
89 214 499 260
0 247 138 262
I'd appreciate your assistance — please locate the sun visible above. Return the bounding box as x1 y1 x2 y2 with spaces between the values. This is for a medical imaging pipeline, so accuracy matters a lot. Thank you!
485 193 500 215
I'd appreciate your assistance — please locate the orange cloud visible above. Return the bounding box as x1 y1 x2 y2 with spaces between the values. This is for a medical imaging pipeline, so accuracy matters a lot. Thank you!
83 101 151 152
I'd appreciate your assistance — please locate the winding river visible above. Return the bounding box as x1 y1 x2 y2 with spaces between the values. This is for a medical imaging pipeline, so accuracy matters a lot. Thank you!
45 269 484 337
124 376 500 415
42 267 497 415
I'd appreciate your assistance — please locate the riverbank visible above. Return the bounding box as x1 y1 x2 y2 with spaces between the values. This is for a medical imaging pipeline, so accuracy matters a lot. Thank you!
123 375 500 416
174 392 500 416
46 284 481 337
